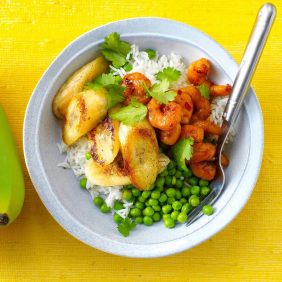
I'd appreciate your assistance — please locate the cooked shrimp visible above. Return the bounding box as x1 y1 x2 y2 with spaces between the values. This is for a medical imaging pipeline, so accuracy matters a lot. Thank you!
190 142 216 163
190 161 216 181
187 58 211 85
147 99 182 131
160 124 181 145
221 153 229 167
193 120 222 135
122 72 151 105
175 90 193 124
179 86 211 120
210 84 232 96
181 125 204 142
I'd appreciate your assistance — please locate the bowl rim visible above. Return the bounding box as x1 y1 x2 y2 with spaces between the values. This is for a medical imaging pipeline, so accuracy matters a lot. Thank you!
23 17 264 258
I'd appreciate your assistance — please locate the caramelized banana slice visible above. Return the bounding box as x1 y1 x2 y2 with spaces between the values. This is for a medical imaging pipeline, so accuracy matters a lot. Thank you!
119 119 159 190
88 117 120 165
63 89 107 146
85 154 131 186
53 56 108 119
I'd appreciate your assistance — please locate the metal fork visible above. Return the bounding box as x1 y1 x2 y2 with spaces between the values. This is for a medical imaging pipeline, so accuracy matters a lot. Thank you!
186 3 276 226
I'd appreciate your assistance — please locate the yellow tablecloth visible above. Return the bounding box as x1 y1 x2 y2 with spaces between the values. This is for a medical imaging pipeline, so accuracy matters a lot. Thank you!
1 0 282 281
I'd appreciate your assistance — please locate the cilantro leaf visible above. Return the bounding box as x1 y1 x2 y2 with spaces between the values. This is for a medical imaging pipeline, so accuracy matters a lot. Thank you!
105 84 125 109
156 67 181 83
145 79 177 104
109 99 147 125
197 84 210 100
84 74 125 109
172 137 194 172
117 217 136 237
100 32 131 68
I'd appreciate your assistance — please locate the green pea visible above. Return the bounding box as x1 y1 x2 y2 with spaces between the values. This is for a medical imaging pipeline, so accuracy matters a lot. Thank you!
162 214 171 221
202 205 214 215
188 176 198 186
175 170 182 178
166 188 176 198
159 193 167 203
122 190 132 201
151 190 161 199
164 217 175 228
85 152 92 160
143 207 154 216
183 168 193 178
142 191 151 199
135 201 145 210
132 188 141 197
175 179 183 189
201 186 211 196
100 203 111 213
190 186 200 195
181 186 191 197
168 168 176 176
165 175 172 186
152 205 161 211
167 160 176 170
130 207 142 217
177 212 188 223
143 216 153 226
182 203 192 214
145 201 150 207
123 63 133 72
125 184 135 189
162 205 172 214
199 179 209 187
79 178 87 189
172 201 182 211
189 195 200 207
180 198 187 204
175 190 182 200
167 197 175 205
171 210 180 220
135 216 143 224
93 196 104 207
113 200 124 210
155 177 165 188
113 213 123 223
160 170 168 177
153 212 161 222
148 198 158 206
155 186 164 192
171 176 176 185
138 196 146 203
145 48 156 59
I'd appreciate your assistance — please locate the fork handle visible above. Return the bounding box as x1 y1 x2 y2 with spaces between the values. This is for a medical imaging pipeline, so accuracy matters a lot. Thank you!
219 3 276 145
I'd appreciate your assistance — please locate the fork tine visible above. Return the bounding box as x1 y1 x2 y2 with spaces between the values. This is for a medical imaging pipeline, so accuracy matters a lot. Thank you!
186 189 217 226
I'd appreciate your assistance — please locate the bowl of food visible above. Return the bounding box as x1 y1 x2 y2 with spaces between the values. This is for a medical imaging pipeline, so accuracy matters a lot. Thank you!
24 18 263 258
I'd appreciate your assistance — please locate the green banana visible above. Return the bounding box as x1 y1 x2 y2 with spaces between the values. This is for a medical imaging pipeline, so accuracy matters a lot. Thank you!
0 105 25 226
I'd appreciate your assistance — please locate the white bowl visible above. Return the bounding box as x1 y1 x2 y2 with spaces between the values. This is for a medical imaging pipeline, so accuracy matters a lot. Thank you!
23 18 264 258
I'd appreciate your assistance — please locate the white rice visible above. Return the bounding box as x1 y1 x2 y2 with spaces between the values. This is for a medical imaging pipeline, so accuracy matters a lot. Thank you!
57 43 232 218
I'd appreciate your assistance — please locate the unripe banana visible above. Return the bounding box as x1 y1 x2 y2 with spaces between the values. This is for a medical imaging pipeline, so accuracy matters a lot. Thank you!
0 105 25 226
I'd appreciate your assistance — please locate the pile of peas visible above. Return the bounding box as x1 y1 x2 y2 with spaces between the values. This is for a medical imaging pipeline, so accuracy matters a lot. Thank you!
91 160 214 230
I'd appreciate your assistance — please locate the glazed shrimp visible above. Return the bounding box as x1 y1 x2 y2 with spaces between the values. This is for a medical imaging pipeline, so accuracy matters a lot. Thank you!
147 99 182 131
189 161 216 181
193 120 222 135
210 84 232 97
175 90 193 124
181 125 204 142
190 142 216 163
221 153 229 167
122 72 151 105
159 124 181 145
179 86 211 120
187 58 211 85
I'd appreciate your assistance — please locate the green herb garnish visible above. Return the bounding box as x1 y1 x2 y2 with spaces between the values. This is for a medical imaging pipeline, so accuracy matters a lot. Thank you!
197 84 210 99
156 67 181 83
172 137 194 171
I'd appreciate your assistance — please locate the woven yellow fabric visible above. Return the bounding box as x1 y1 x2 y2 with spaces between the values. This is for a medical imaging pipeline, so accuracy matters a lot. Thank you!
1 0 282 281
